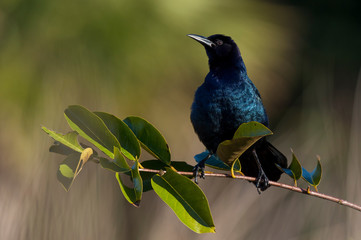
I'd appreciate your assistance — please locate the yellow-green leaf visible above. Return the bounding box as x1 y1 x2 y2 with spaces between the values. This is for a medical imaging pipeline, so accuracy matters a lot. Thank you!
151 168 215 233
217 121 272 166
42 127 83 153
302 156 322 191
278 150 302 186
59 164 75 178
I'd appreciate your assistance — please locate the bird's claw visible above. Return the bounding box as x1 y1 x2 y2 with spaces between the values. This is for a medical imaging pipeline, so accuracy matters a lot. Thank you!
255 168 270 194
193 153 211 184
193 162 206 184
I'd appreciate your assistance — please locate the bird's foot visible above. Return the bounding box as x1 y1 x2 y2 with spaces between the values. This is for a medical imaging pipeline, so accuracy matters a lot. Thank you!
193 161 205 184
193 153 211 184
255 168 270 194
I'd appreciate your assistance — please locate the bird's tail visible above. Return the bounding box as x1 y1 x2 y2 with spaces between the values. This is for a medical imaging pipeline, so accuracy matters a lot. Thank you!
257 140 287 181
239 139 287 182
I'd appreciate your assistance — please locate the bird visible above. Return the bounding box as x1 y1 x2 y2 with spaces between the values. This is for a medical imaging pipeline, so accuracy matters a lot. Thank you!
188 34 287 191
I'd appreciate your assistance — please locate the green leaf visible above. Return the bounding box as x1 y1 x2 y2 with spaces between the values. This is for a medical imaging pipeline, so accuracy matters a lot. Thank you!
116 172 137 206
141 160 194 172
131 160 143 202
217 121 272 166
113 147 131 170
64 105 121 159
42 127 84 153
124 116 171 165
232 121 272 138
115 160 143 207
140 159 168 170
59 164 75 178
137 169 156 193
57 148 93 191
140 160 194 192
100 158 124 172
171 161 194 172
279 151 302 186
100 147 131 172
57 153 80 191
151 168 215 233
94 112 141 160
302 156 322 191
49 142 78 156
138 160 168 192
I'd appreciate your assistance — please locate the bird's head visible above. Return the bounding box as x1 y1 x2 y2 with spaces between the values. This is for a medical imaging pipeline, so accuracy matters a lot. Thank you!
188 34 244 71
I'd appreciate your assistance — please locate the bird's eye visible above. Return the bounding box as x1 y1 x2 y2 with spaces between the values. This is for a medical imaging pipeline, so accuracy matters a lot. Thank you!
216 40 223 46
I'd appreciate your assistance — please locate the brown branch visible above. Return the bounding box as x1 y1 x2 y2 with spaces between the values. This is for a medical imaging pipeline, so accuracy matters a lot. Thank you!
138 168 361 212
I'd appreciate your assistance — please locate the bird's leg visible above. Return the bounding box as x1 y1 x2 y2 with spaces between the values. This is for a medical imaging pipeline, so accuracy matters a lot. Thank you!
252 149 270 193
193 153 211 184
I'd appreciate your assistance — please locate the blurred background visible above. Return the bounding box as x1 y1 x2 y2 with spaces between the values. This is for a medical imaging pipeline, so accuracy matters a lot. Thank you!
1 0 360 239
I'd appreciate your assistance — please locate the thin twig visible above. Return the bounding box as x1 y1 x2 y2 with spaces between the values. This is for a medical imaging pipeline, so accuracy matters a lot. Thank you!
138 168 361 212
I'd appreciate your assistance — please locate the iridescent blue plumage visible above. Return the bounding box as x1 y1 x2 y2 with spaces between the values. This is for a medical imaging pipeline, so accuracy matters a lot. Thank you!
188 34 287 191
191 69 268 153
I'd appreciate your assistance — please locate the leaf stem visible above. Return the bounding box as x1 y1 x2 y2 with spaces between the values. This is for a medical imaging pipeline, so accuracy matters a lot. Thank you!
138 168 361 212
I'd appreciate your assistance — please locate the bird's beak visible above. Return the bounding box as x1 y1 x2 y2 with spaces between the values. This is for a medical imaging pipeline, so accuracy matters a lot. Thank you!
187 34 215 48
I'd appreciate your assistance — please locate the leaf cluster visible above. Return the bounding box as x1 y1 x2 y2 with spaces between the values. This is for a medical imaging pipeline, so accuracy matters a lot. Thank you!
278 151 322 191
43 105 214 233
42 105 322 233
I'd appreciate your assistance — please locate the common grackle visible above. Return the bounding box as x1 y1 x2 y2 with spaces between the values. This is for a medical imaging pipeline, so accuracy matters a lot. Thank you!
188 34 287 191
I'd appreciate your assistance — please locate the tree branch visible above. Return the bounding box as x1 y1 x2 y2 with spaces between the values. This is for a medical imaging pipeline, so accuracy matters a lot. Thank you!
138 168 361 212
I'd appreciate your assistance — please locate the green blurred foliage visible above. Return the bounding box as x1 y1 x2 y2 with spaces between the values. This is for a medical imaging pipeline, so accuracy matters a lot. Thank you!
0 0 360 239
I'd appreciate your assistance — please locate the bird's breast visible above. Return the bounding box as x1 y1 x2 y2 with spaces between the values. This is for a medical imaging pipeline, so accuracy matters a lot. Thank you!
191 78 268 152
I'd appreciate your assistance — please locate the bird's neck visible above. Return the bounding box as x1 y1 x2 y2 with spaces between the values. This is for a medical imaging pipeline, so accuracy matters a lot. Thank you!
209 56 247 81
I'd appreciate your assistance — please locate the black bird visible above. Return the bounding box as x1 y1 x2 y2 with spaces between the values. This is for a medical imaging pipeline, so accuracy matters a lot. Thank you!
188 34 287 191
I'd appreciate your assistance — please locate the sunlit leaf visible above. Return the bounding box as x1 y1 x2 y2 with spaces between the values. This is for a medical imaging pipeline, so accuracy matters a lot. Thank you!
115 160 142 207
279 151 302 186
116 172 138 206
151 168 215 233
289 152 302 180
231 159 242 178
64 105 120 158
59 164 74 178
124 116 171 165
302 156 322 191
94 112 140 160
42 127 83 153
217 121 272 166
233 121 272 139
